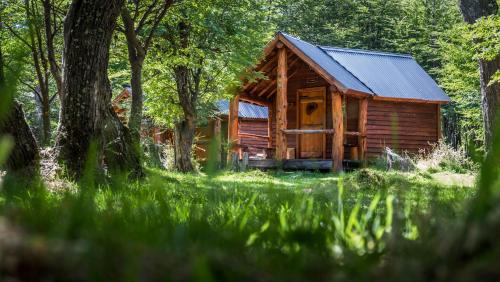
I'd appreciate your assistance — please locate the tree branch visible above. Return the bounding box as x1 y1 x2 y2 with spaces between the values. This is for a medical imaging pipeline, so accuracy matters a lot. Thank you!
4 23 34 50
136 0 159 33
144 0 173 52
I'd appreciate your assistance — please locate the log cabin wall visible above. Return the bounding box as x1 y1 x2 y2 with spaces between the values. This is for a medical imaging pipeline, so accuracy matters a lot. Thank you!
366 100 439 158
239 118 269 155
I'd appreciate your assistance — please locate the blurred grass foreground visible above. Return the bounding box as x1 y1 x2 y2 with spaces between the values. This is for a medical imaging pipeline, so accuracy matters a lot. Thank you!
0 158 498 282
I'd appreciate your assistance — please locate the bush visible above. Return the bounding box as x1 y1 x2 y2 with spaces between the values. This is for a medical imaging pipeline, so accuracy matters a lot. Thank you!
415 141 477 173
344 168 387 189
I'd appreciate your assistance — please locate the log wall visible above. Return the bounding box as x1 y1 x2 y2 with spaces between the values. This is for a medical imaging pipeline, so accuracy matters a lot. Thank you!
239 118 269 149
366 100 439 158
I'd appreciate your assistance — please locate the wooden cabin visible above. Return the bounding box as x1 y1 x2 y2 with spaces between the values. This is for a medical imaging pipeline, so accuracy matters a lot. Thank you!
229 32 450 171
193 101 269 161
214 100 269 159
112 88 269 161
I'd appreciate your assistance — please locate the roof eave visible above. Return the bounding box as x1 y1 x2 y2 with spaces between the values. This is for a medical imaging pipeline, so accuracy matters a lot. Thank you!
372 96 450 104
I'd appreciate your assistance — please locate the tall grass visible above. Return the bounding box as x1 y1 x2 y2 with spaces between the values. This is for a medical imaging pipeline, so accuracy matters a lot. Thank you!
0 167 476 281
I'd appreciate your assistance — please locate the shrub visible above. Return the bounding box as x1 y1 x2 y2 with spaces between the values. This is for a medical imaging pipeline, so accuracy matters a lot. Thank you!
345 168 387 189
415 141 477 173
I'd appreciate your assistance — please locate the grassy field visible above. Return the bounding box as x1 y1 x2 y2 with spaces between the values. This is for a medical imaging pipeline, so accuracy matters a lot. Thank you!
0 168 477 281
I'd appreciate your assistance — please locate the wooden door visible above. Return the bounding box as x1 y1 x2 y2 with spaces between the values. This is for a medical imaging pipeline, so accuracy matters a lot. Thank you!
298 87 326 159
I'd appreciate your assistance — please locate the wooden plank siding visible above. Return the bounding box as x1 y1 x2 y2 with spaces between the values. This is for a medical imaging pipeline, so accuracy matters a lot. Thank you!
366 100 439 158
239 118 269 149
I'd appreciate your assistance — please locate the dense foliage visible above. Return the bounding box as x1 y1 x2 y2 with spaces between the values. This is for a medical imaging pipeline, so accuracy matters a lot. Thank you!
143 0 273 127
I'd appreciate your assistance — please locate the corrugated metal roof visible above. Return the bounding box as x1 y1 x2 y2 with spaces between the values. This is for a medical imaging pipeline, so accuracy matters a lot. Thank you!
280 33 373 95
279 32 450 102
321 47 450 102
217 100 268 120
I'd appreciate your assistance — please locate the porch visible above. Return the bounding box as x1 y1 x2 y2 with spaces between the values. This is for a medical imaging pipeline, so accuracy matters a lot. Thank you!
247 159 362 171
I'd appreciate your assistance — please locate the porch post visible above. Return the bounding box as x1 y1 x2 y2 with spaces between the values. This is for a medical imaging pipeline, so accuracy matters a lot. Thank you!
276 43 288 161
331 87 344 172
229 95 240 157
358 98 368 166
267 104 273 148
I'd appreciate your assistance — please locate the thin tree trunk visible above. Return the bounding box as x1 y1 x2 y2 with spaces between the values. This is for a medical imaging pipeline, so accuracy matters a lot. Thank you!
41 84 51 145
459 0 500 153
56 0 142 180
128 59 144 142
25 0 52 146
121 8 145 145
42 0 63 98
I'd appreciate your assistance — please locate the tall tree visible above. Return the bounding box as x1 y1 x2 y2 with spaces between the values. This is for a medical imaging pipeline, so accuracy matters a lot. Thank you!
0 12 40 181
120 0 173 146
56 0 142 179
41 0 64 99
3 0 60 146
459 0 500 153
148 0 271 172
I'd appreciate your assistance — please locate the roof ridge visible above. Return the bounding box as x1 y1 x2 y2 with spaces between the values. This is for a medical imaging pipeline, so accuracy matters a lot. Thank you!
320 46 413 59
316 45 377 96
278 32 374 95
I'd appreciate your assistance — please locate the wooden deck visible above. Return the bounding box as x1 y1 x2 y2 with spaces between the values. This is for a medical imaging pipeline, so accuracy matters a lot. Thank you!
247 159 361 171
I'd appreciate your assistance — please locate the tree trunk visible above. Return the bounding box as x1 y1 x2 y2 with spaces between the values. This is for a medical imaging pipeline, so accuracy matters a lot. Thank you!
0 102 40 181
40 85 51 146
128 58 144 143
56 0 142 180
173 21 197 173
174 117 196 172
121 8 146 145
31 86 51 148
174 64 196 172
459 0 500 153
25 0 52 146
42 0 63 98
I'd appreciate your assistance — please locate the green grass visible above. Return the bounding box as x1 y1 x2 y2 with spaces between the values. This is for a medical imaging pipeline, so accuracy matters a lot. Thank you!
0 168 477 281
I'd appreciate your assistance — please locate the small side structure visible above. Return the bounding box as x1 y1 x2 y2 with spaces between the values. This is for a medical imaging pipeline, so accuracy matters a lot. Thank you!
112 88 269 162
231 32 450 172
